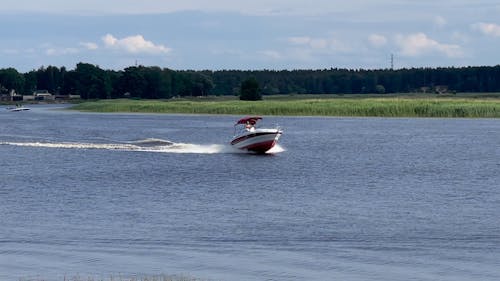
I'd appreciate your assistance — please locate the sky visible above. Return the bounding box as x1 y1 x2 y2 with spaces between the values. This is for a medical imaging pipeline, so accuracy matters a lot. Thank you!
1 0 500 72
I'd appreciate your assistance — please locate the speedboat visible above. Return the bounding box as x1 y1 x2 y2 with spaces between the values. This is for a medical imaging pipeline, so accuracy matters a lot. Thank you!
230 116 282 153
8 105 30 112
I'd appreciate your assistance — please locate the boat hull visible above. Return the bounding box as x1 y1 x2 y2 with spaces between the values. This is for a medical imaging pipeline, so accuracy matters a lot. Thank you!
230 129 282 153
9 107 30 112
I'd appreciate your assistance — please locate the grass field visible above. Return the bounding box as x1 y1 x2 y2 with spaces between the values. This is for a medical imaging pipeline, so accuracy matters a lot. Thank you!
70 94 500 118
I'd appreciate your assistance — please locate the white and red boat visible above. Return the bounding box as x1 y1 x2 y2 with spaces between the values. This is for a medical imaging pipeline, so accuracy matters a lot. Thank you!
230 116 282 153
7 105 30 112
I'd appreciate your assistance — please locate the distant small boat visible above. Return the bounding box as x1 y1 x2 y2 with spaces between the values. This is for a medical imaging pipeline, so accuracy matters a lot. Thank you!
7 105 30 112
230 116 282 153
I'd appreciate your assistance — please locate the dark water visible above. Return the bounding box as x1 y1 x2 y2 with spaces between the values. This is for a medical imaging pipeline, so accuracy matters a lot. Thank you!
1 105 499 281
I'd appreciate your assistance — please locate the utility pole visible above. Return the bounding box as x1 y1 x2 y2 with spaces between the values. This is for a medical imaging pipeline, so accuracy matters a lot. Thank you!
390 53 394 70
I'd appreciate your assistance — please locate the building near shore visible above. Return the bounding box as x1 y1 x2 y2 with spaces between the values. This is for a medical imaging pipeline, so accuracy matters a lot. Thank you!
0 90 23 102
32 90 55 100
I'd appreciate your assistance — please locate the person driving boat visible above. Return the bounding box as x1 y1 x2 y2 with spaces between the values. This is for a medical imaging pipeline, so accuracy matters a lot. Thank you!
245 121 255 131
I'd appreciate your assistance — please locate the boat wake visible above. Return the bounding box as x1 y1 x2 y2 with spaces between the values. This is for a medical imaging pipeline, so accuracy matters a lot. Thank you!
0 138 284 154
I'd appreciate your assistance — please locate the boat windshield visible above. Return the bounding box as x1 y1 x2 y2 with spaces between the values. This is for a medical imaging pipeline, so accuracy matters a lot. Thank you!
234 117 262 135
235 116 262 126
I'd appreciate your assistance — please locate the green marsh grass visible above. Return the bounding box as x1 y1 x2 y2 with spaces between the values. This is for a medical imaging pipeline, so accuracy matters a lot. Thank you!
71 96 500 118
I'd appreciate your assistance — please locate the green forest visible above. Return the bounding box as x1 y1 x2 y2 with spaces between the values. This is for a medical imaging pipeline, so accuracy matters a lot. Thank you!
1 63 500 99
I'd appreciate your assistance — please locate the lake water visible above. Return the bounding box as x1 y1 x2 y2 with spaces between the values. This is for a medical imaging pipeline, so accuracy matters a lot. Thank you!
1 105 499 281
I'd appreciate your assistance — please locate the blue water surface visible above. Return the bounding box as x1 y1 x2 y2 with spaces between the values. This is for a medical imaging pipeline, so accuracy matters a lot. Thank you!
1 105 499 281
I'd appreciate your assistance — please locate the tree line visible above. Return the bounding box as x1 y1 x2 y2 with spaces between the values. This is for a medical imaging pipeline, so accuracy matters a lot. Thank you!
1 63 500 99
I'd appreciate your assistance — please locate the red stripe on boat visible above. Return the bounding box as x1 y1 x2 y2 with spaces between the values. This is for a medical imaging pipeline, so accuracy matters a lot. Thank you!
242 140 277 153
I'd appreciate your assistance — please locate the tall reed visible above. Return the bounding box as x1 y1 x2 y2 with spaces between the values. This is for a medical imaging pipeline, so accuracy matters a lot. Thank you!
71 97 500 117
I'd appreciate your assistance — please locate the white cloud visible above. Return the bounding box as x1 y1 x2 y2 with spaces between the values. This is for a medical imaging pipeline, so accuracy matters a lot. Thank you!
102 34 171 55
368 34 387 47
395 33 462 58
45 47 79 56
80 42 99 50
309 38 328 49
287 36 348 51
260 35 353 66
1 49 20 55
260 50 283 59
288 36 312 45
288 36 329 49
434 16 447 27
451 31 468 43
472 22 500 37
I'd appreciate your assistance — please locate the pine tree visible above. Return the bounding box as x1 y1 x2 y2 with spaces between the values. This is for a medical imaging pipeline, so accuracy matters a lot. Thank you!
239 77 262 101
